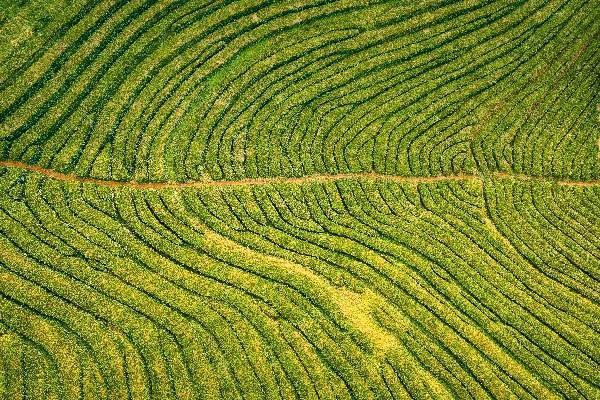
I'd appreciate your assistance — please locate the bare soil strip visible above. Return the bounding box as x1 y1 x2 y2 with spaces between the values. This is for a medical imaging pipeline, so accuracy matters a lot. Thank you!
493 172 600 187
0 160 598 189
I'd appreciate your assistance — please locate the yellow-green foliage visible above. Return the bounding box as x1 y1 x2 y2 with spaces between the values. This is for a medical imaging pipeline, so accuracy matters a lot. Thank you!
0 0 598 399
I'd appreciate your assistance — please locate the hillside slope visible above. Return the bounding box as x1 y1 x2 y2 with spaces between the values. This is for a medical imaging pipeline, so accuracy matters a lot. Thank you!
0 0 599 399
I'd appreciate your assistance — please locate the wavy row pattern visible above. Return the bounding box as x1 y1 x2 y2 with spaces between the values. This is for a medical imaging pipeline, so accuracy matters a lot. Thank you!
1 0 598 182
0 0 599 399
0 168 598 399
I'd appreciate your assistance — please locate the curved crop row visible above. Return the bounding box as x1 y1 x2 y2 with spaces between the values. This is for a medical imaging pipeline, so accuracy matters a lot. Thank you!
0 168 597 399
1 1 598 399
1 0 597 182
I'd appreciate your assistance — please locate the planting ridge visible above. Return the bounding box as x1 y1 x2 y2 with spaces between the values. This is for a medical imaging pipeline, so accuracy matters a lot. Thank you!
0 0 599 399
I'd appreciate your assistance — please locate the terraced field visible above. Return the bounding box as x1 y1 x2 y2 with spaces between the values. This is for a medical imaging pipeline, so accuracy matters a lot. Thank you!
0 0 599 399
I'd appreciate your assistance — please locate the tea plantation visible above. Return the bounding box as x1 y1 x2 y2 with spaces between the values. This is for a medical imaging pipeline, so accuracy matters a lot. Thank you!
0 0 598 399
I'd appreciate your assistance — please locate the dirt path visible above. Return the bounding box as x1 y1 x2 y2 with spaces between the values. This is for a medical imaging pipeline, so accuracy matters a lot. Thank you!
0 160 598 189
493 172 600 187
